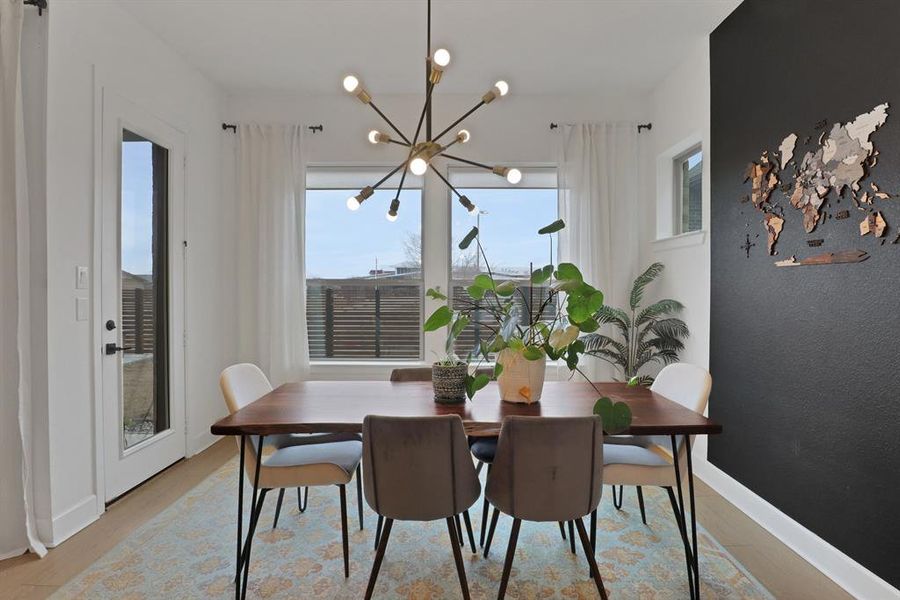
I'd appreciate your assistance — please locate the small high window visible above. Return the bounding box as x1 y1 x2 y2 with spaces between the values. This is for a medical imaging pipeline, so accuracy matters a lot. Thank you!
674 147 702 234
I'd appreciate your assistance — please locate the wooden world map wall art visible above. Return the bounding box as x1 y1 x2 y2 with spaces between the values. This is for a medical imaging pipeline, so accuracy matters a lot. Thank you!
740 102 896 267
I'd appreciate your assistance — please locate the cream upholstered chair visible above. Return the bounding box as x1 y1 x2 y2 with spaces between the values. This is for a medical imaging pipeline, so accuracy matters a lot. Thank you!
602 363 712 524
362 415 481 600
220 363 364 591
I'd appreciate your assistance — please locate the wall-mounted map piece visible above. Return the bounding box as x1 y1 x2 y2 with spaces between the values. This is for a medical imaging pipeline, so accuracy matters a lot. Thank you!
763 213 784 254
860 212 887 237
779 133 797 169
788 103 889 233
775 249 869 267
744 154 779 209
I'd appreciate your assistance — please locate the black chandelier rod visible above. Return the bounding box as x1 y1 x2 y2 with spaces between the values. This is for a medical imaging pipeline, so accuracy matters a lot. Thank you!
373 160 410 190
429 163 463 198
440 151 492 172
368 101 411 144
426 0 433 140
413 82 434 147
433 100 485 143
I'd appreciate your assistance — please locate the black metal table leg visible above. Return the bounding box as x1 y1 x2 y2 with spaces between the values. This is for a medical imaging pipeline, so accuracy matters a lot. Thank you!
671 434 697 600
637 486 648 525
685 435 699 597
240 434 265 600
235 436 245 597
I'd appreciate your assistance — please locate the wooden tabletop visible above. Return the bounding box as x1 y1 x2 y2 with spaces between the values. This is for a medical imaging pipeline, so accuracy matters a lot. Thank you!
210 381 722 437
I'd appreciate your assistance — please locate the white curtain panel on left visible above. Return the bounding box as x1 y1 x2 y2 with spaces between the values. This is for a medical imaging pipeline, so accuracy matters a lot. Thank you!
0 0 47 559
557 122 640 381
235 125 310 386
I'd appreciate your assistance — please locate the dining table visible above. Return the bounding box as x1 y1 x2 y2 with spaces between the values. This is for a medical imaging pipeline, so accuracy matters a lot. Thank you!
211 380 722 599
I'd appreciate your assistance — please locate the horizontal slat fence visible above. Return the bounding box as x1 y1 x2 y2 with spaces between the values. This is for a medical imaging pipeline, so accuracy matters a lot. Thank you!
121 287 155 354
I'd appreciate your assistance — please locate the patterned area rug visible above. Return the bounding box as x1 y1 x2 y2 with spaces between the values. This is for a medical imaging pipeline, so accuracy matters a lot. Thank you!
54 458 772 599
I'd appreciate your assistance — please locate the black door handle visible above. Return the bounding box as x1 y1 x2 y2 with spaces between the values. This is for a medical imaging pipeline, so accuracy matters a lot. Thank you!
105 343 133 355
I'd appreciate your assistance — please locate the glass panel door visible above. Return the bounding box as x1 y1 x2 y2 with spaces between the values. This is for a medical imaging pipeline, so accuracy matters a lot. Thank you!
120 129 169 449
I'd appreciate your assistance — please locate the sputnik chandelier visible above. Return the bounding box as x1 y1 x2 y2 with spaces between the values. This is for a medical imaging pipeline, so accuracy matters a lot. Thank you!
342 0 521 222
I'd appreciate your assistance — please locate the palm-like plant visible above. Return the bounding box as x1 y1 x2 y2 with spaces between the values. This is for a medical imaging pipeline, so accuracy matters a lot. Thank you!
581 262 688 386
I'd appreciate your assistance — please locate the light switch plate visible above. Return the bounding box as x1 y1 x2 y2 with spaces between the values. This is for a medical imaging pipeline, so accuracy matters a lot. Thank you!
76 266 89 290
76 297 89 321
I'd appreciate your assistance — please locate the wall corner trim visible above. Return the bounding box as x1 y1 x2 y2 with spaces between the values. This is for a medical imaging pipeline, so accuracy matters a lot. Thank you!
694 459 900 599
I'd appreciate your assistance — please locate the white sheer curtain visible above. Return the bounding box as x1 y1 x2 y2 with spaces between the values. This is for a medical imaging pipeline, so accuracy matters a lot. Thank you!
235 125 310 386
557 122 640 380
0 0 46 559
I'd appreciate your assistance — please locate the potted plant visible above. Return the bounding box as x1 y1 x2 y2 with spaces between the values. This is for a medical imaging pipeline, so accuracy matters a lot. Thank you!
423 219 633 432
581 262 689 385
431 355 468 403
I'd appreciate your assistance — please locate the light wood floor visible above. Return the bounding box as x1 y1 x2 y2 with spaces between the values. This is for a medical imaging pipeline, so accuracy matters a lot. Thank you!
0 439 854 600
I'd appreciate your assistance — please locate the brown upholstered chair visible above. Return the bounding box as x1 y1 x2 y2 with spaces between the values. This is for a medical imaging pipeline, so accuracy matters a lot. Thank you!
362 415 481 600
485 416 609 600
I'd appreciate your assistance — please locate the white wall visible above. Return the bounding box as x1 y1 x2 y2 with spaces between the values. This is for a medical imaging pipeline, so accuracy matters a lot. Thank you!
38 0 227 546
224 92 652 380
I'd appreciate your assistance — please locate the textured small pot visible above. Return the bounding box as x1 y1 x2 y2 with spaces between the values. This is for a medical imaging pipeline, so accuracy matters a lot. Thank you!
496 348 546 404
432 363 468 404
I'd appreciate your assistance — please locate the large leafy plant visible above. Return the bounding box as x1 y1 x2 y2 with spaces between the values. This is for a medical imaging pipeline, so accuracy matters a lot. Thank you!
581 262 689 386
423 219 632 433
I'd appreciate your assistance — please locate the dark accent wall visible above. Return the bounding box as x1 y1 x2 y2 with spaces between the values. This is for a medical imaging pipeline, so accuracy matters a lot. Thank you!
710 0 900 587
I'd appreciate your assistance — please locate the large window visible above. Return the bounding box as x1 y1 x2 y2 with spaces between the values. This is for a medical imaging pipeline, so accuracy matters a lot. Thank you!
305 168 423 360
449 168 558 357
674 147 702 234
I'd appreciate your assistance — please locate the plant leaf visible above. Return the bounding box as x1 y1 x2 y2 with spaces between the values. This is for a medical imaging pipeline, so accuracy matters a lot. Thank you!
531 264 554 284
423 305 453 332
467 285 485 300
554 262 583 284
466 373 490 399
473 273 495 290
523 345 545 360
495 281 516 297
493 362 504 379
630 262 665 311
593 396 632 434
538 219 566 234
426 287 447 301
448 315 470 349
458 226 479 250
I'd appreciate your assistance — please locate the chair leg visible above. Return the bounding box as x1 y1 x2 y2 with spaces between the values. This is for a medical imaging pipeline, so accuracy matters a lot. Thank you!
497 518 521 600
446 517 472 600
568 521 577 554
483 506 500 559
475 460 484 476
575 518 609 600
297 487 309 513
479 464 492 547
637 486 647 525
339 484 350 578
588 509 598 577
612 485 624 510
365 517 393 600
462 510 477 554
455 513 464 547
374 514 383 551
356 464 365 530
272 488 285 529
559 521 567 540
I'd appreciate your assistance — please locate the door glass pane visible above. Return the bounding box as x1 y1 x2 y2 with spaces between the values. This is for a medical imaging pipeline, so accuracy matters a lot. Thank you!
121 129 169 449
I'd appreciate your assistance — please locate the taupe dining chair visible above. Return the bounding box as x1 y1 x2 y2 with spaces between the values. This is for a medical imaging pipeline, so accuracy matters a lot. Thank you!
220 363 364 596
362 415 481 600
485 416 608 600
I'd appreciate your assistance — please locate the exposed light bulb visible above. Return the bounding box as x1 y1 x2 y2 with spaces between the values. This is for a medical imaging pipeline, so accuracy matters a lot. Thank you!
342 75 359 93
506 168 522 184
409 157 429 176
386 210 398 222
457 129 471 143
346 195 361 211
368 130 380 144
468 204 478 214
494 80 509 96
433 48 451 67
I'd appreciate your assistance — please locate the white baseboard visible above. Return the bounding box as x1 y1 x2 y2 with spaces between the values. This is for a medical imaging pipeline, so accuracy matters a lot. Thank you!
0 546 29 561
694 458 900 599
43 494 101 548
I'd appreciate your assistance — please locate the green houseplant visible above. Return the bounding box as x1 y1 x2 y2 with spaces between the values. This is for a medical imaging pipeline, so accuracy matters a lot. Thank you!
581 262 689 386
423 219 632 433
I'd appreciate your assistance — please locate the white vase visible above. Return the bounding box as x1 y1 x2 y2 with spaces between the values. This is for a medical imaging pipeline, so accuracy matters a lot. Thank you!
496 348 546 404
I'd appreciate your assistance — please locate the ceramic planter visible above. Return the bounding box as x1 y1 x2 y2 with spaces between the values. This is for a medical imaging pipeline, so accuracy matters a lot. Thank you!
432 363 468 404
496 348 546 403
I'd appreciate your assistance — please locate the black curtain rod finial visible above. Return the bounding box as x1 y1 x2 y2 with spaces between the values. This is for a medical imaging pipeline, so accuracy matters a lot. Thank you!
308 124 324 134
222 123 237 133
24 0 47 15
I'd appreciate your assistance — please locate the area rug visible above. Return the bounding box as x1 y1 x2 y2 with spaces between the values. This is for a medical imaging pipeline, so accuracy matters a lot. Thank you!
53 458 773 599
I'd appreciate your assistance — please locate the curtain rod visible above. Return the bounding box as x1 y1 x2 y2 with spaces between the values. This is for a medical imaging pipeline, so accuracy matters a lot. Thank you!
221 123 324 134
549 122 652 133
24 0 47 15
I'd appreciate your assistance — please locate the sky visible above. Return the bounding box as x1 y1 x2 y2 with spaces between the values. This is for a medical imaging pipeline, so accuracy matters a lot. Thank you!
305 187 558 279
121 140 155 275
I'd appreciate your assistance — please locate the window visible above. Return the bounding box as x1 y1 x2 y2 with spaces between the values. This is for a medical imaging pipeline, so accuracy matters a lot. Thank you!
674 147 702 234
448 168 558 357
305 168 424 360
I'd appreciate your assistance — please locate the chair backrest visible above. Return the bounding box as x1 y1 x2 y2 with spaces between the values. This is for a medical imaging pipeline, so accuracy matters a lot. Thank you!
486 416 603 522
362 415 481 521
389 366 493 382
220 363 273 414
650 363 712 414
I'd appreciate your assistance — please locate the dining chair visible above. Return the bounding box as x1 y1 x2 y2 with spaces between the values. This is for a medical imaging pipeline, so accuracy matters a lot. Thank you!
220 364 364 596
362 415 481 600
484 416 608 600
601 363 711 593
380 367 480 552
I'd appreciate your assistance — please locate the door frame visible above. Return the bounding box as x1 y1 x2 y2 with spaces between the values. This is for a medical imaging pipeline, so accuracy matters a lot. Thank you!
91 80 187 507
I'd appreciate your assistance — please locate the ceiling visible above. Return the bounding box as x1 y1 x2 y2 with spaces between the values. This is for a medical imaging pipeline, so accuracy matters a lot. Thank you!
119 0 740 97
